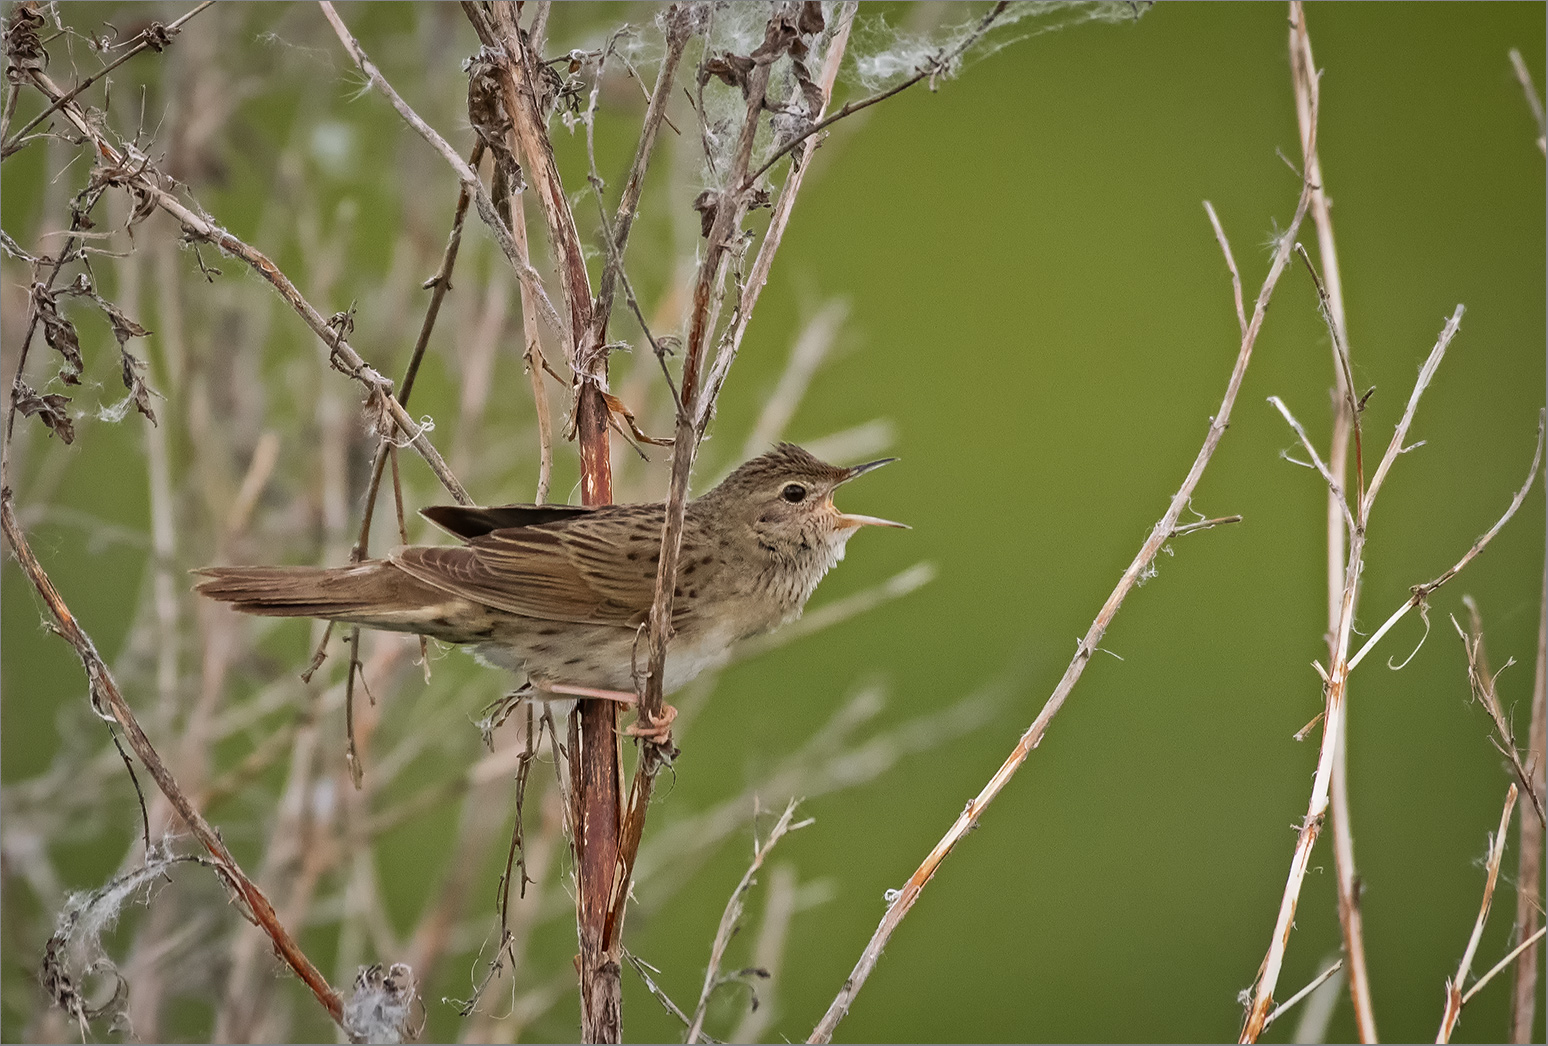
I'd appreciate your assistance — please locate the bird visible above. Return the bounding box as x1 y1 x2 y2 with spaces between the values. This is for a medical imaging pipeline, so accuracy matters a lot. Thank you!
195 443 905 737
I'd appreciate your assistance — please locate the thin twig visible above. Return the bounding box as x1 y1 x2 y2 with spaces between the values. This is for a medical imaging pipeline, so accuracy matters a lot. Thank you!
0 495 345 1028
318 1 565 344
1170 514 1243 537
1361 306 1465 518
1 1 216 159
20 65 472 505
1268 395 1355 536
1466 925 1548 1007
509 187 555 504
1291 11 1374 1018
746 1 1012 186
686 800 805 1044
623 951 712 1044
1261 959 1343 1032
1346 410 1545 672
591 5 693 333
1437 784 1518 1043
1454 602 1546 827
811 181 1315 1044
1202 201 1246 340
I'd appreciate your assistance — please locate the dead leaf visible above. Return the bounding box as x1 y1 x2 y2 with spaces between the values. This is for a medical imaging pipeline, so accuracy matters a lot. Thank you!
15 382 75 443
602 391 673 447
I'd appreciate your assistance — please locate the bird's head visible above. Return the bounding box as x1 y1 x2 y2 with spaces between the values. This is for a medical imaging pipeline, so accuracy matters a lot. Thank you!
704 443 906 563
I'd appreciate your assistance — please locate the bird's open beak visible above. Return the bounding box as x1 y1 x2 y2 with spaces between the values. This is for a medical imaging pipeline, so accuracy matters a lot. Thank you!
835 512 910 530
835 458 907 529
841 457 898 483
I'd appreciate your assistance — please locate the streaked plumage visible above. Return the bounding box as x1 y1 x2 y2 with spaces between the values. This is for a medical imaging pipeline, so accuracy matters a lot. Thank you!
195 444 904 694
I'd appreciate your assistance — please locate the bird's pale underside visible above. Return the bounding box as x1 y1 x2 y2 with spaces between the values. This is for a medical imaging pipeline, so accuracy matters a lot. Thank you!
196 444 905 700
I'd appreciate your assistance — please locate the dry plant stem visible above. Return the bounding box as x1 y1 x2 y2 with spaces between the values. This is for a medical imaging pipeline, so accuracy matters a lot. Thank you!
697 3 858 427
612 0 857 965
0 0 216 158
340 140 483 780
20 65 470 505
639 11 778 731
1346 410 1544 673
1438 784 1519 1043
747 0 1010 186
1241 307 1466 1043
1509 49 1547 155
0 496 345 1028
591 9 693 332
1289 7 1376 1033
810 184 1314 1044
685 801 804 1043
1512 555 1547 1041
1262 959 1344 1032
1456 604 1546 827
624 952 707 1042
510 188 553 504
318 1 564 343
463 4 627 1038
0 81 18 145
1472 926 1548 1008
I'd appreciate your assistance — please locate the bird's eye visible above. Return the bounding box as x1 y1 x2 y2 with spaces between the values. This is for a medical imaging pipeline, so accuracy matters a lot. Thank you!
781 483 807 503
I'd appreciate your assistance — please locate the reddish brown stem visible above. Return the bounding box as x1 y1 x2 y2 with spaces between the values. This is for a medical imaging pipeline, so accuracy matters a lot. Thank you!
0 494 344 1028
463 4 623 1038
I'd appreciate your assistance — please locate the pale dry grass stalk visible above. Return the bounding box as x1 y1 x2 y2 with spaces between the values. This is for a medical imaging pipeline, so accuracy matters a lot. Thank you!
1454 600 1546 828
729 861 799 1043
1512 558 1547 1041
685 800 807 1043
1243 305 1453 1042
740 300 848 460
1242 327 1544 1041
510 190 554 504
1261 958 1343 1034
1288 6 1377 1034
1437 783 1518 1043
809 185 1312 1043
1509 48 1547 155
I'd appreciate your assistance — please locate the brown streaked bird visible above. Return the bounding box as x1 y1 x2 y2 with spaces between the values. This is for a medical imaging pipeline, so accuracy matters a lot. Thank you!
195 444 905 733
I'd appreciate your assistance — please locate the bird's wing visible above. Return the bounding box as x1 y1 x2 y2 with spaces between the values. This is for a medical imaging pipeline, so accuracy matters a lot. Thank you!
393 507 669 628
420 503 594 540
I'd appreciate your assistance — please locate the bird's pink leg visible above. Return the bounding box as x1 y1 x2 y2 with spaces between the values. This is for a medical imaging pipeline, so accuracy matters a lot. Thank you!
540 682 639 704
535 682 676 744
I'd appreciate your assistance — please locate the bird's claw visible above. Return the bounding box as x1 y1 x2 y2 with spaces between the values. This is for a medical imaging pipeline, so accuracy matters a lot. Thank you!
626 703 677 746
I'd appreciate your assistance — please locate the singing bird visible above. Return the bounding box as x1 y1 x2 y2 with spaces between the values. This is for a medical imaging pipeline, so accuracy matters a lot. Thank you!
196 444 905 733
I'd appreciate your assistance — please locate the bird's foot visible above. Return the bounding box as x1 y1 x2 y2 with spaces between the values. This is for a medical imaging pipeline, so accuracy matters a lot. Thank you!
625 703 677 746
532 682 676 748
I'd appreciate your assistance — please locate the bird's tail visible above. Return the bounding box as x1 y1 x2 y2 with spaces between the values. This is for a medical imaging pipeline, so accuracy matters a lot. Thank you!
194 560 456 635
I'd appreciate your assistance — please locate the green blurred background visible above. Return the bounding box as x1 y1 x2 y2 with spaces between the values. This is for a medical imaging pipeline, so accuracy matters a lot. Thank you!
2 2 1544 1042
